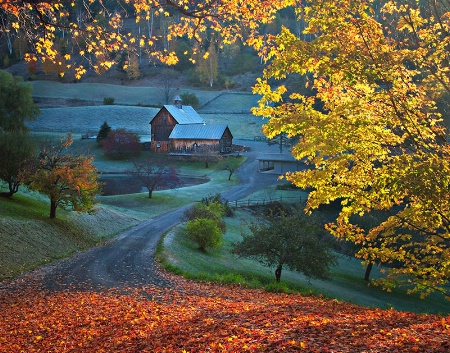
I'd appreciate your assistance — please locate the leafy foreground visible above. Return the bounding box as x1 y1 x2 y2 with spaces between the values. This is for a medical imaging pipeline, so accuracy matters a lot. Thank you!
1 277 449 353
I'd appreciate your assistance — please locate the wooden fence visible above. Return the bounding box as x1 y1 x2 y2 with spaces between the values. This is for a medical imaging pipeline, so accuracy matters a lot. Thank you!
230 196 305 209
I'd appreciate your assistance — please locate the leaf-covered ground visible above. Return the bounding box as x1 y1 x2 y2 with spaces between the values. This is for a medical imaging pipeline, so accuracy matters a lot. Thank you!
1 273 449 353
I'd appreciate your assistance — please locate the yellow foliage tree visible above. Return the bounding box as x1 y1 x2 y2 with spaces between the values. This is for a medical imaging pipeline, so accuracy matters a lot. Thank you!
253 0 450 298
0 0 295 78
3 0 450 298
28 134 101 219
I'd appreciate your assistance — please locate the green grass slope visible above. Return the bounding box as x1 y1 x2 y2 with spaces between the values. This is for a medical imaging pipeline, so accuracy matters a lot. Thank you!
0 190 140 281
160 207 450 315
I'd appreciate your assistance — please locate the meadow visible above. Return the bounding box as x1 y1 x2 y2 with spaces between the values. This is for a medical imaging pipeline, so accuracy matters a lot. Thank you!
2 79 449 317
27 80 267 139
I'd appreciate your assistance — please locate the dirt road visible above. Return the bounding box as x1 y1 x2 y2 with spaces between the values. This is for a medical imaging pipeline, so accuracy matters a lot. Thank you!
43 141 286 291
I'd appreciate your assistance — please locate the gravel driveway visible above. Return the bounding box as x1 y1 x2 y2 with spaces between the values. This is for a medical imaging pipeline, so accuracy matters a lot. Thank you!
42 140 288 291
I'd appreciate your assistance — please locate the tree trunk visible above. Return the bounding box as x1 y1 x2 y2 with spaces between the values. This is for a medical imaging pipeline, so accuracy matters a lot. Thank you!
275 264 283 282
148 189 153 198
50 199 57 219
364 262 373 281
7 180 19 197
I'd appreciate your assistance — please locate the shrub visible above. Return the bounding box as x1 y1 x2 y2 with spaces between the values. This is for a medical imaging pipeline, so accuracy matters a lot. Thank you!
102 128 141 159
185 218 223 252
180 92 199 108
103 97 115 105
183 202 226 232
201 193 233 217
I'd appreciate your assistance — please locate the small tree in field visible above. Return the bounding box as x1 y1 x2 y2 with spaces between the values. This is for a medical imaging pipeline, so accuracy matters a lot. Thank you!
102 128 141 158
96 121 111 145
0 130 35 197
128 160 182 198
0 70 39 132
28 133 101 219
186 218 223 252
180 92 199 109
233 213 337 282
184 202 226 232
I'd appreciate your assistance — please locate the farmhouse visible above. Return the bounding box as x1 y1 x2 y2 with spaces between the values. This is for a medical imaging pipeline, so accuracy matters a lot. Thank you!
149 96 233 153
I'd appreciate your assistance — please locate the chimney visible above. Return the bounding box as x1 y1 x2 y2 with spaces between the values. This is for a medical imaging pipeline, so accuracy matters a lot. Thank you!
173 95 182 109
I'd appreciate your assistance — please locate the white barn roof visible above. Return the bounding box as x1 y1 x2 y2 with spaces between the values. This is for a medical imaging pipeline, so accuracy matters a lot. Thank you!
163 105 205 124
169 124 230 140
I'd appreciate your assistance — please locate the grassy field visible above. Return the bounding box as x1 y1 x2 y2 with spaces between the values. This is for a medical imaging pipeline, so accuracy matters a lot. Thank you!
160 206 450 315
4 79 448 315
0 148 244 280
29 80 262 109
30 81 222 107
28 108 266 140
28 80 267 140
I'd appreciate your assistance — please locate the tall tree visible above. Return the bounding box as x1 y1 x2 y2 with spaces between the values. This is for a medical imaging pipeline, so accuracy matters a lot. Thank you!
233 212 336 282
157 68 179 104
0 70 39 131
253 0 450 297
28 134 101 219
197 43 219 88
0 130 35 197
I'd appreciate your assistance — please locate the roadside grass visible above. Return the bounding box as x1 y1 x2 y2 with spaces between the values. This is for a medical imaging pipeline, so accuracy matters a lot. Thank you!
0 186 140 281
159 207 450 315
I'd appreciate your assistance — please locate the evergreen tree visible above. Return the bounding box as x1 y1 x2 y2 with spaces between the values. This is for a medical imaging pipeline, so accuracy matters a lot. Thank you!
97 121 111 145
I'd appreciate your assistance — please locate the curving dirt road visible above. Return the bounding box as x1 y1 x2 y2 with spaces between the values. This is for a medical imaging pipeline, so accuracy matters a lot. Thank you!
42 140 285 291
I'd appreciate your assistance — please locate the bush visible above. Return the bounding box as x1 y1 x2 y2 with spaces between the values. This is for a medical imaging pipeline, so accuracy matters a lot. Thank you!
103 97 115 105
102 128 141 159
180 92 199 108
201 193 233 217
183 202 226 232
185 218 223 252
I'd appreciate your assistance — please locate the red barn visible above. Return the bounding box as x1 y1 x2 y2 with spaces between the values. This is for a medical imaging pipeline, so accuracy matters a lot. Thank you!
149 96 233 153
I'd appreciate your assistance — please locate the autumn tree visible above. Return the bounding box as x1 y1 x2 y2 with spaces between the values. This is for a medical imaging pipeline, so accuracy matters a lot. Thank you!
197 43 219 88
0 130 35 197
0 1 293 79
253 0 450 297
102 128 141 159
0 70 39 131
28 134 101 219
126 53 140 80
233 212 336 282
127 160 181 198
